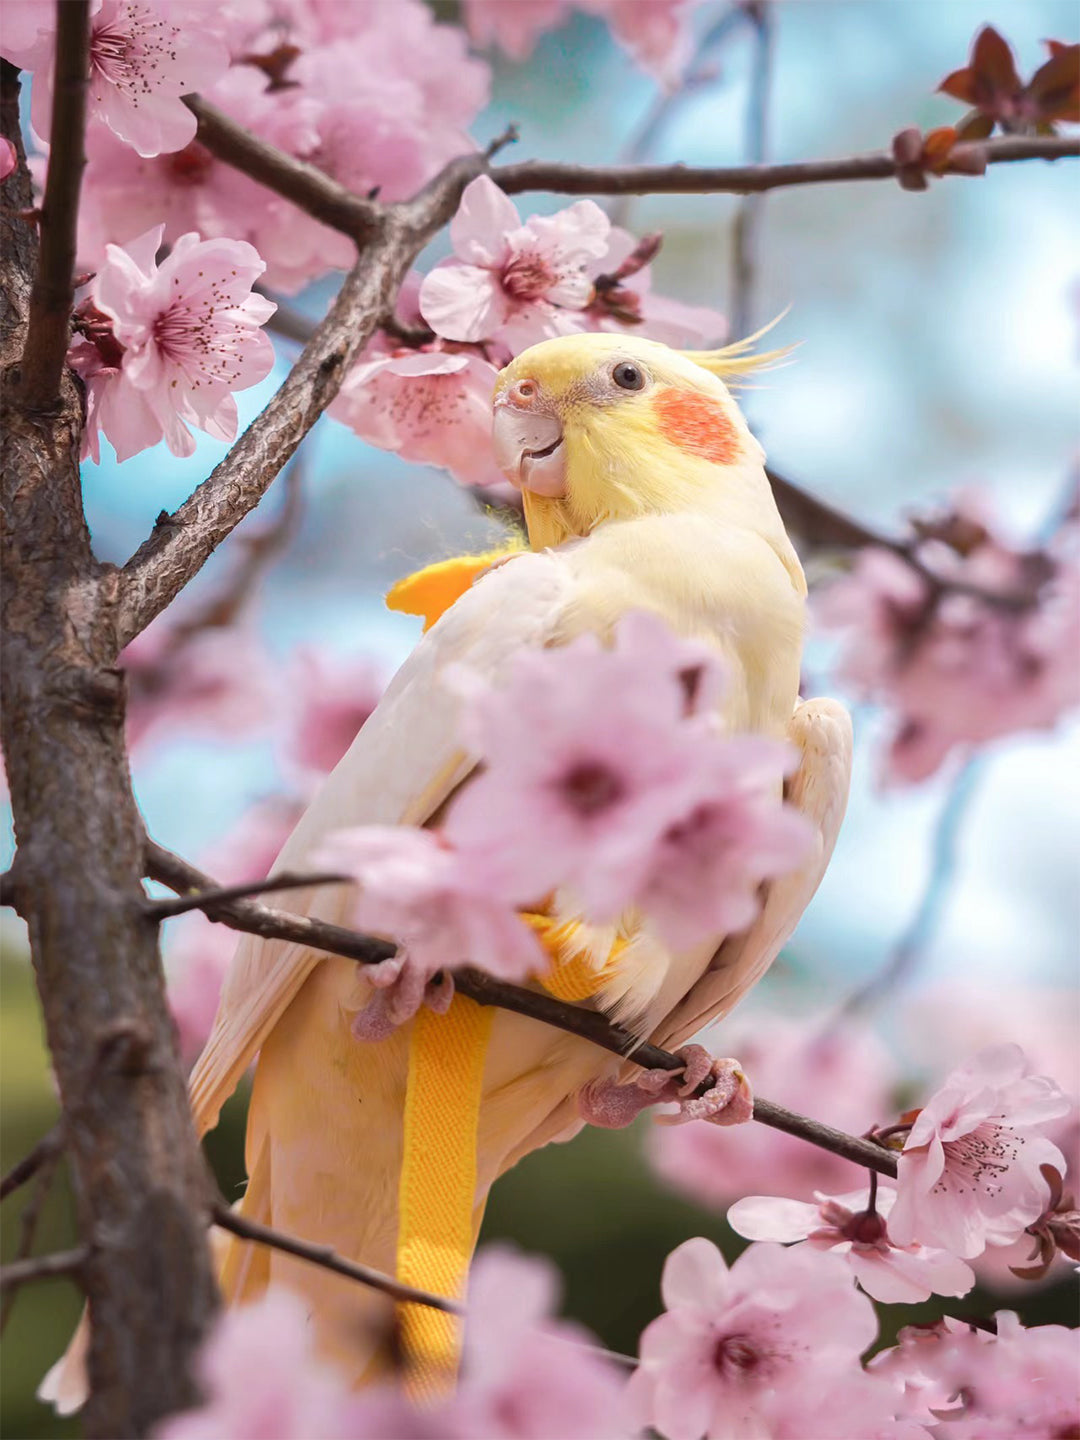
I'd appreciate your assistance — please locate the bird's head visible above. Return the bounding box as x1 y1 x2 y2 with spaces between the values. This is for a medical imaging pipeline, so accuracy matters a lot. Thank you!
492 331 785 552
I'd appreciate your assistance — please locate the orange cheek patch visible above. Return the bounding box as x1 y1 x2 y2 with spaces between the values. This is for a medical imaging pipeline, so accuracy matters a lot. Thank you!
654 387 741 465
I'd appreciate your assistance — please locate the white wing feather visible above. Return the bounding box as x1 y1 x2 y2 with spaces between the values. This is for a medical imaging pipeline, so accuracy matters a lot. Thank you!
189 551 576 1134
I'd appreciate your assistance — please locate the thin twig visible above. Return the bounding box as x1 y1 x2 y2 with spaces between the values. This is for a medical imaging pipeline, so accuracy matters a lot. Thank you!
144 871 352 920
494 135 1078 198
832 758 983 1023
17 0 89 408
1 1137 64 1332
210 1202 461 1313
0 1125 63 1203
609 5 749 228
0 1247 87 1294
147 842 898 1178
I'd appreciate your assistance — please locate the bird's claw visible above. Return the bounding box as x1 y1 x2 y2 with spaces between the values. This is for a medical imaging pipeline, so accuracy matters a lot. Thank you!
654 1046 754 1127
578 1045 753 1129
349 951 454 1042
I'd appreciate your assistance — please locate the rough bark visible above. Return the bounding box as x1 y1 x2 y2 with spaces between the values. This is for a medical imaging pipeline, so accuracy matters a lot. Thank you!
1 63 218 1438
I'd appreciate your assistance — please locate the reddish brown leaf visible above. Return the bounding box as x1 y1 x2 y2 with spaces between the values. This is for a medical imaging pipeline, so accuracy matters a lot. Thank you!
1025 45 1080 123
939 64 978 106
973 25 1024 96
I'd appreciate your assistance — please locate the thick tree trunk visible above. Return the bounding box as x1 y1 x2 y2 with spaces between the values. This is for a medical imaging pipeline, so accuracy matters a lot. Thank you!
1 63 218 1438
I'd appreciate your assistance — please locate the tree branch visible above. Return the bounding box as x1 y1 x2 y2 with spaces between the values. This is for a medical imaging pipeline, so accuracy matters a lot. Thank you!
0 1125 63 1203
210 1202 461 1314
0 1247 88 1294
17 0 89 409
146 843 898 1178
1 1131 64 1332
494 134 1078 198
185 94 380 239
144 871 351 920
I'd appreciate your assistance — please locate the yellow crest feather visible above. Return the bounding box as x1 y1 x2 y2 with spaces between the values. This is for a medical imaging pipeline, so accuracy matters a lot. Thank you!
679 310 796 387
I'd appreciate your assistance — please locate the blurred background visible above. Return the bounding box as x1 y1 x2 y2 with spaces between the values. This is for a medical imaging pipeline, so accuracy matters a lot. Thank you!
2 1 1077 1434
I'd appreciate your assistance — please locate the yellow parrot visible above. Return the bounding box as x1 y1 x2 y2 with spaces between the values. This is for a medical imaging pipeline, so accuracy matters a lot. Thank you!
44 332 852 1409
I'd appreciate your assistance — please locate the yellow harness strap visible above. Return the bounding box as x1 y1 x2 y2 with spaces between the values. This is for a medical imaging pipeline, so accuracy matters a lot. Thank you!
388 556 624 1397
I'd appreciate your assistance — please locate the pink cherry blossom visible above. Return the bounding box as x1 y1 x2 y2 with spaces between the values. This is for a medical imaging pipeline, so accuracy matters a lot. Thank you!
281 648 384 782
199 795 304 888
888 1043 1071 1259
329 336 505 489
122 616 278 752
629 1238 878 1440
453 1246 629 1438
3 0 229 158
650 1012 899 1206
72 68 353 295
72 5 489 293
585 0 696 85
727 1184 976 1304
419 176 611 350
632 738 812 949
445 611 806 941
154 1287 355 1440
165 912 236 1063
313 826 546 1028
871 1312 1079 1438
73 224 276 461
762 1370 933 1440
463 0 695 81
817 504 1080 783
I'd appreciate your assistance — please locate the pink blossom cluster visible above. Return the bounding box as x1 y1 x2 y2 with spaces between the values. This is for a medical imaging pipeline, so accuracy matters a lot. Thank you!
15 0 491 295
316 613 811 1022
658 1037 1074 1310
67 224 276 462
464 0 701 84
154 1234 1078 1440
156 1247 627 1440
133 612 382 1057
817 501 1080 783
330 180 725 489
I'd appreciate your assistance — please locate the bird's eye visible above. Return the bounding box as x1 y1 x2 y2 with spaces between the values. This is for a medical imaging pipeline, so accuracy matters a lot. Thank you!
612 361 645 391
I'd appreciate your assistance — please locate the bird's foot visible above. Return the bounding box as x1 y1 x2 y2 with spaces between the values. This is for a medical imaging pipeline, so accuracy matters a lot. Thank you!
349 951 455 1042
577 1045 753 1130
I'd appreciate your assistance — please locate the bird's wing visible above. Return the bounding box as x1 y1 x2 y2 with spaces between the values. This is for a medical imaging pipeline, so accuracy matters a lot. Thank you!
188 551 577 1136
643 696 853 1058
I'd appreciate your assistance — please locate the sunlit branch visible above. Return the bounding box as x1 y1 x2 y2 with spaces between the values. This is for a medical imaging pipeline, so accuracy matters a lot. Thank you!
210 1202 460 1314
17 0 89 408
146 842 899 1179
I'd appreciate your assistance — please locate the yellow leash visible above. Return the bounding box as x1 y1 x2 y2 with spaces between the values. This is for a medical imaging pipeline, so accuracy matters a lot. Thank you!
386 555 624 1396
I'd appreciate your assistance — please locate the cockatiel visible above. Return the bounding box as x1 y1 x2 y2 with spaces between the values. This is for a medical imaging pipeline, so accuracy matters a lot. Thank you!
44 332 852 1409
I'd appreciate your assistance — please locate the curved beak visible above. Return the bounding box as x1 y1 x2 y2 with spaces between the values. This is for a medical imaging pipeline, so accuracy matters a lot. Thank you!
492 403 567 497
